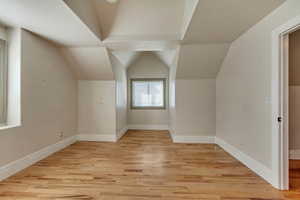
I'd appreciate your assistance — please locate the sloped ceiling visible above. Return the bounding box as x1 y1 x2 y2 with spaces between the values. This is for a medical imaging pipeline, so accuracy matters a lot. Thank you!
177 44 230 79
61 47 114 80
127 52 170 74
183 0 286 43
63 0 102 41
0 0 101 46
181 0 199 40
155 50 178 68
0 0 287 80
93 0 185 40
111 51 141 69
176 0 286 78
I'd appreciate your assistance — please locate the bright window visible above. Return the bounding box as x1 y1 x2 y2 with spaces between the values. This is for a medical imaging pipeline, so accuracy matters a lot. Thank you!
131 79 166 109
0 39 7 124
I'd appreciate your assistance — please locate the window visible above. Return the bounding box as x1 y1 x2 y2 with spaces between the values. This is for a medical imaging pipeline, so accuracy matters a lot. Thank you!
0 39 7 124
131 79 166 109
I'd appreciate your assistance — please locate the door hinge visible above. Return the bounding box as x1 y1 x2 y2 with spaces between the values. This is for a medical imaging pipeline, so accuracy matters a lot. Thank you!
278 117 283 123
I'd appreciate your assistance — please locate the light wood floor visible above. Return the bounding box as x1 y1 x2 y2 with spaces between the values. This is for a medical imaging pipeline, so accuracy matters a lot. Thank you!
290 160 300 191
0 130 300 199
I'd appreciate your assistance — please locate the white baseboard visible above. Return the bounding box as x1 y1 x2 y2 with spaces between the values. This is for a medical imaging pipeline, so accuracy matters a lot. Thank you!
128 124 169 130
77 134 117 142
0 136 77 181
215 137 273 185
290 149 300 160
168 128 175 141
172 135 215 143
117 126 128 140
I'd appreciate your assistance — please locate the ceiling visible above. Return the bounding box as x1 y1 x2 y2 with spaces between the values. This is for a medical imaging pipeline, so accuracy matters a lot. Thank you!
177 44 230 79
0 0 286 80
183 0 286 43
0 0 101 46
61 47 114 80
93 0 185 41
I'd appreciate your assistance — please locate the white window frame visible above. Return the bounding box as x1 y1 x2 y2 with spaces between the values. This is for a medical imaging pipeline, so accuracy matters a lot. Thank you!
0 39 7 125
130 78 166 110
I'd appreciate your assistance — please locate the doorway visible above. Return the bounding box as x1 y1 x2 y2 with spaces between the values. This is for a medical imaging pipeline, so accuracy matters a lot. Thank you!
271 15 300 190
288 29 300 191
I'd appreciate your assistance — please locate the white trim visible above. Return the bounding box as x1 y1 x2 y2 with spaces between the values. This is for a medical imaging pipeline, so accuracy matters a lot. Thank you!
290 149 300 160
271 14 300 190
77 134 117 142
168 128 175 141
0 136 77 181
128 124 169 131
117 126 128 140
0 124 21 131
215 137 273 185
172 135 215 144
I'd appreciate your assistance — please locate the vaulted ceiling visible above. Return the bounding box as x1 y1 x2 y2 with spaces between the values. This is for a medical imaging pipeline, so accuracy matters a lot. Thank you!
0 0 286 80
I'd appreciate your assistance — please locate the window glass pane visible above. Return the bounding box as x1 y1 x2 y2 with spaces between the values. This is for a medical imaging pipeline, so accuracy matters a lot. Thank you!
132 80 164 108
149 81 164 107
133 81 149 107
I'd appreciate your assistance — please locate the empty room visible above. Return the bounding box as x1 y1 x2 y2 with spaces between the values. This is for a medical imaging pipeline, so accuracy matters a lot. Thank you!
1 0 300 199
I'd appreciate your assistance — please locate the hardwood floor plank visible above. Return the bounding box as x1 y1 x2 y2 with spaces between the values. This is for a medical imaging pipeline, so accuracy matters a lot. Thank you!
0 130 299 199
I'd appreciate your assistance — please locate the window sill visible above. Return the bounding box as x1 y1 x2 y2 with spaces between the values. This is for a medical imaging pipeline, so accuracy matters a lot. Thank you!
131 107 167 110
0 124 21 130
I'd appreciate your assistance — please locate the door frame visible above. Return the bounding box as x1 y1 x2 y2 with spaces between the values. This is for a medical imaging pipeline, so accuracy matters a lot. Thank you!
271 15 300 190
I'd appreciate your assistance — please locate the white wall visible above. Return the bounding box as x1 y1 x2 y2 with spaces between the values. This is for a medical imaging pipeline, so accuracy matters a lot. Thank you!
216 0 300 168
127 53 169 129
78 81 116 136
110 54 127 138
0 29 77 167
174 79 216 137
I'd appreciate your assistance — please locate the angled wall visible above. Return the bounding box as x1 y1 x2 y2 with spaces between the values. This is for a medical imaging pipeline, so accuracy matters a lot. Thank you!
110 53 128 138
216 0 300 169
0 29 77 167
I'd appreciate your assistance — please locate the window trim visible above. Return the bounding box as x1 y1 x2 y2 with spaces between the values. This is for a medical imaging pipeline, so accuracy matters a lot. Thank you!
130 78 166 110
0 39 7 124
